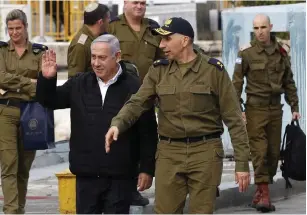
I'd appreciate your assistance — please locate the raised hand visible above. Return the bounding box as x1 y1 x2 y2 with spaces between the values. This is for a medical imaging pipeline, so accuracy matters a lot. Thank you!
42 50 57 78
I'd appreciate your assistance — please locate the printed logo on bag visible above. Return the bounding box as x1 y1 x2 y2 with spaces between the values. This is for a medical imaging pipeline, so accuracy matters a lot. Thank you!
28 119 38 130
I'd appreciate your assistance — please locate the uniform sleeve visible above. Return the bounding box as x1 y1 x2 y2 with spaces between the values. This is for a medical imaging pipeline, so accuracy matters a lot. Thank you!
111 66 158 133
0 49 5 72
217 68 250 172
232 51 248 110
0 50 36 95
67 44 87 78
283 57 299 112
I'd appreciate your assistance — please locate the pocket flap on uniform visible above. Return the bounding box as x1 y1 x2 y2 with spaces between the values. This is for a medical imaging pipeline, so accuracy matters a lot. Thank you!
158 85 176 95
250 63 265 70
190 85 211 94
143 35 159 47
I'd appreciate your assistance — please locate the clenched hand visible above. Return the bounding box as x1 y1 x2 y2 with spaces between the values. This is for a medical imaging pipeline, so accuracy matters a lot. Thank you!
292 112 301 120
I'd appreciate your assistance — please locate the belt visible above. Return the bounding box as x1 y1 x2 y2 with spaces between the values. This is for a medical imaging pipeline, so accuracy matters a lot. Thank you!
247 95 281 106
0 99 21 108
159 132 221 143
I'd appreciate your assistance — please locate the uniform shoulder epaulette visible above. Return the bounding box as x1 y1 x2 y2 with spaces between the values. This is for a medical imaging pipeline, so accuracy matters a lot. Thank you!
208 58 224 71
32 43 48 54
148 18 160 29
0 41 8 48
153 59 169 67
240 43 253 52
77 33 88 45
109 16 120 23
278 42 290 56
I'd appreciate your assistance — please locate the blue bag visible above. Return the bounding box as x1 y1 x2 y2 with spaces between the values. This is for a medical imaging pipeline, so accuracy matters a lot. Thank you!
20 102 55 150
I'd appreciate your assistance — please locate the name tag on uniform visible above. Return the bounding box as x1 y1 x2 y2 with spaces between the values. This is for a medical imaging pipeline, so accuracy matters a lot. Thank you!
235 57 242 64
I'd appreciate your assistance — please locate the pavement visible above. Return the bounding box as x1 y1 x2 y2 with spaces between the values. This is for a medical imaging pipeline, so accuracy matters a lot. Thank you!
0 158 305 214
216 193 306 214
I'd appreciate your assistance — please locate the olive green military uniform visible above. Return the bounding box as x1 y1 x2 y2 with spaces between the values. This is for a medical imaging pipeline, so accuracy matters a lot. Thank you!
232 36 299 184
0 41 46 214
67 25 95 78
111 51 250 214
107 14 163 82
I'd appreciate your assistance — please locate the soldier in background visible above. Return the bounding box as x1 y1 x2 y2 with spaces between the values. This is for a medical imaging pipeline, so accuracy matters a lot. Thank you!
107 0 163 83
232 14 300 212
0 9 47 214
67 3 110 78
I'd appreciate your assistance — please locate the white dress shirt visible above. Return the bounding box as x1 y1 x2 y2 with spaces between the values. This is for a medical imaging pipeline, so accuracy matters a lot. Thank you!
97 64 122 106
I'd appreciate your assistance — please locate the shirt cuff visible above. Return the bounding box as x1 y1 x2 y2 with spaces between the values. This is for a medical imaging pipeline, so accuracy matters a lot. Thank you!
235 161 250 172
111 119 125 134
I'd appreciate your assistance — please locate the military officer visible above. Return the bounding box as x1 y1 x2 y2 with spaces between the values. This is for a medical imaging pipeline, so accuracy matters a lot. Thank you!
0 9 47 214
67 3 110 78
105 17 251 214
107 0 163 83
232 14 300 212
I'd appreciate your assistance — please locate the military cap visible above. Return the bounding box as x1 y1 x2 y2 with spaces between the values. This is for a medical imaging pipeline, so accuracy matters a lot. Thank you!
152 17 194 39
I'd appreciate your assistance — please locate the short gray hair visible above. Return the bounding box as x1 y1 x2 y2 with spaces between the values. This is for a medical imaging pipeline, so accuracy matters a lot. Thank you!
6 9 28 26
91 34 120 56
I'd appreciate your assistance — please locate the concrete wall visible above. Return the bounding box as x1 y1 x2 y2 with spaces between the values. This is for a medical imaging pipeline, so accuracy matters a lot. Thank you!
221 3 306 153
39 42 69 69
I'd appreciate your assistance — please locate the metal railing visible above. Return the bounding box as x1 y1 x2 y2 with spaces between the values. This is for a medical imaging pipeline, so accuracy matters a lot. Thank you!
11 0 96 41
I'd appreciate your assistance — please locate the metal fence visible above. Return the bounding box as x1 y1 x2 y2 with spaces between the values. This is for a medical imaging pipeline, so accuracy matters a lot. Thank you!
10 0 95 41
7 0 241 41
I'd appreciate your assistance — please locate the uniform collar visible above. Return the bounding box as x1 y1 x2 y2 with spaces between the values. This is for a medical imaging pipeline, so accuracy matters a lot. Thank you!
119 14 150 40
168 51 202 74
82 24 96 41
271 36 280 52
190 52 202 73
253 35 279 54
119 14 150 27
8 40 31 52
